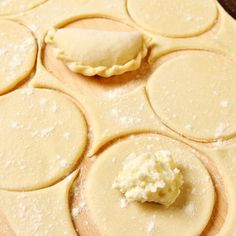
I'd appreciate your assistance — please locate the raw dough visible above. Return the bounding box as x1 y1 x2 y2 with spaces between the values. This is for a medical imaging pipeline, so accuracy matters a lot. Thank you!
43 18 152 97
45 28 147 77
147 51 236 142
0 0 236 235
0 0 47 16
0 88 87 190
127 0 218 37
112 151 183 206
85 135 215 236
0 171 78 236
77 87 166 156
0 212 15 236
0 20 37 94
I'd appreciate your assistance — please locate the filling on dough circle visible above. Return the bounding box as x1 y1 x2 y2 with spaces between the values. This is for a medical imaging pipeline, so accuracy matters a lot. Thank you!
85 135 215 236
0 20 37 94
0 88 87 191
0 0 47 16
147 51 236 142
127 0 218 37
112 150 183 206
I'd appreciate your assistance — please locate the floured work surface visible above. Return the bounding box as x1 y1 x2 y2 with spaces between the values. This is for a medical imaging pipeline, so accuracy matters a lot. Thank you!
0 0 236 235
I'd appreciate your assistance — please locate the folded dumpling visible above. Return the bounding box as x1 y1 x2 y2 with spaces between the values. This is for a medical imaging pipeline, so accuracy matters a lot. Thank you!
45 28 148 77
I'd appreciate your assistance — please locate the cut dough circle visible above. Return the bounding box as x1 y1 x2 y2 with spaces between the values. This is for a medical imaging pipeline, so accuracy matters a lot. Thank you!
0 171 78 236
0 88 87 191
85 135 215 236
0 20 37 94
127 0 218 37
45 28 148 77
147 51 236 142
0 0 47 16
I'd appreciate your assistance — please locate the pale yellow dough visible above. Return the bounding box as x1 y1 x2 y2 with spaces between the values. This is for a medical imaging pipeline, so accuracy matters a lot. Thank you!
85 135 215 236
0 0 47 16
0 20 37 95
0 171 78 236
1 0 236 235
0 88 87 190
45 28 147 77
127 0 218 37
147 51 236 142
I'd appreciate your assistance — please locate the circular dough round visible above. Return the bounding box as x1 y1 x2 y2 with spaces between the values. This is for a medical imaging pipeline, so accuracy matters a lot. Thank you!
0 88 87 191
127 0 218 37
0 20 37 94
0 0 47 16
85 135 215 236
147 51 236 142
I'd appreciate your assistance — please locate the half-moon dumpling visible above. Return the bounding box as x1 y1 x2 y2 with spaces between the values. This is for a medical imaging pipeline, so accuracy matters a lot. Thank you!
45 28 148 77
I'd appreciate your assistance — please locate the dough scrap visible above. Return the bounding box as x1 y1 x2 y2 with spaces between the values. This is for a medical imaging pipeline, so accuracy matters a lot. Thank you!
0 88 87 191
127 0 218 37
147 51 236 142
0 171 78 236
85 135 215 236
45 28 148 77
77 87 167 156
0 0 47 16
0 20 37 94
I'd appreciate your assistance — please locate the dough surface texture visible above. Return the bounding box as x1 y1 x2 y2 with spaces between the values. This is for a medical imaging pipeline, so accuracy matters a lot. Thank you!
147 51 236 142
1 0 236 235
0 88 87 190
127 0 218 37
0 171 78 236
0 0 47 16
0 20 37 94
